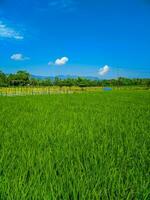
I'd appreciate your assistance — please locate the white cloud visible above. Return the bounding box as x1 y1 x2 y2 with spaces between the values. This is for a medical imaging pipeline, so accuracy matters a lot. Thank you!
98 65 110 76
55 57 69 65
0 21 24 40
48 56 69 66
11 54 29 61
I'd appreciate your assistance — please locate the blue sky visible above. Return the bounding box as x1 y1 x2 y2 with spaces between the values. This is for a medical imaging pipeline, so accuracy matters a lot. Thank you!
0 0 150 78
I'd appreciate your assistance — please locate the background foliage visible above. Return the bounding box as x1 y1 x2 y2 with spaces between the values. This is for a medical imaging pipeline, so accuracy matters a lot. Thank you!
0 70 150 87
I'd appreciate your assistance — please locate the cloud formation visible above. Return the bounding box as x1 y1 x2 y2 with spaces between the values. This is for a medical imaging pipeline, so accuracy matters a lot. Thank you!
11 54 29 61
48 56 69 66
0 21 24 40
55 57 69 65
98 65 110 76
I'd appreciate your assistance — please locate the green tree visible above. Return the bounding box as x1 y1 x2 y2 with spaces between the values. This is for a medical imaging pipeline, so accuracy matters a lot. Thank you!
8 71 30 86
0 70 7 86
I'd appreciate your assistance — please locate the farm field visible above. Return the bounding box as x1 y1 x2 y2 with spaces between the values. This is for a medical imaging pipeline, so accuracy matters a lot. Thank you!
0 86 149 96
0 86 102 96
0 91 150 199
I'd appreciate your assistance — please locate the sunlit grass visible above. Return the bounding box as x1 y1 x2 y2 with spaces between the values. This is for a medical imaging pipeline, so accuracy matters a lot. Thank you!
0 86 103 96
0 91 150 199
0 86 149 96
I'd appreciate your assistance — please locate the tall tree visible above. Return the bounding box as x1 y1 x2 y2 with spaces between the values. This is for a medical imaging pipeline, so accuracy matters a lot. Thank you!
0 71 7 86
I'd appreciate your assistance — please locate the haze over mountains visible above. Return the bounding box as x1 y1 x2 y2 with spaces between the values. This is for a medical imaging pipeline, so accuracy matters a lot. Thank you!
32 75 100 80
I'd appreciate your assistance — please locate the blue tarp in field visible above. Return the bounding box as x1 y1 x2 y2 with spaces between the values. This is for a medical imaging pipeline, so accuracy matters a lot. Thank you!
103 87 112 91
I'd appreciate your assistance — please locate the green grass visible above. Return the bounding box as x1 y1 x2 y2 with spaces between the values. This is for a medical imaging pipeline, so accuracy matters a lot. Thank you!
0 91 150 199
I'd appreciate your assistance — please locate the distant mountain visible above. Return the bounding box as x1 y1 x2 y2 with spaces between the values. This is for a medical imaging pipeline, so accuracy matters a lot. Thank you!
31 75 49 80
31 74 100 80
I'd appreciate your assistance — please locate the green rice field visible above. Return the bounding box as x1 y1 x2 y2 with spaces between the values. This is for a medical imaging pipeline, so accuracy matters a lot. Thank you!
0 91 150 199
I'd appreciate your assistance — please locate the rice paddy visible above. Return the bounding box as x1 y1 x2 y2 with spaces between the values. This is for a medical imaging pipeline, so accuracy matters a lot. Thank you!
0 86 102 96
0 90 150 199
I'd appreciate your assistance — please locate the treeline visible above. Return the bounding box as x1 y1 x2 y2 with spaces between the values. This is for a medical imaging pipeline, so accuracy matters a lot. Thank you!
0 70 150 87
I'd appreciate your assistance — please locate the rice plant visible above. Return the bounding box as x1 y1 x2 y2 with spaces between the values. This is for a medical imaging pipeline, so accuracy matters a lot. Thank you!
0 91 150 199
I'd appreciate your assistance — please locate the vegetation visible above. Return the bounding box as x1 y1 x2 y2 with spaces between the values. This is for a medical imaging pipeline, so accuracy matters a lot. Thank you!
0 91 150 199
0 86 103 96
0 70 150 87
